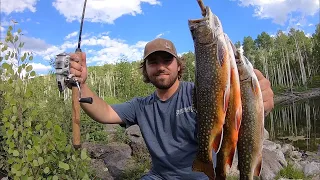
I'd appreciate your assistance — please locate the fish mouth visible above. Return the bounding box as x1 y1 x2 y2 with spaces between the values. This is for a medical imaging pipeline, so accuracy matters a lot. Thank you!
188 5 210 27
188 6 223 39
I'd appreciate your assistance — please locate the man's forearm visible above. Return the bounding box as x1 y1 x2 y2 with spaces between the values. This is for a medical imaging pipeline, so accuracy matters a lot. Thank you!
79 83 120 124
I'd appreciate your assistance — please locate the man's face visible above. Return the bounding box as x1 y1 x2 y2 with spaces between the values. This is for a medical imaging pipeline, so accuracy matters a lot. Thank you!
145 51 180 89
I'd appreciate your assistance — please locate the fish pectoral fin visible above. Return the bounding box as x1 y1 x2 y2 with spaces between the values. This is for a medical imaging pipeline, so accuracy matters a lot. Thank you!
254 154 263 177
192 159 215 180
227 146 236 167
212 128 224 153
223 84 230 113
235 107 242 131
251 77 260 95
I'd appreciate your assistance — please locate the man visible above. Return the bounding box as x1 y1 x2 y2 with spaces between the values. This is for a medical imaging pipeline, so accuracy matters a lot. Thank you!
69 38 274 180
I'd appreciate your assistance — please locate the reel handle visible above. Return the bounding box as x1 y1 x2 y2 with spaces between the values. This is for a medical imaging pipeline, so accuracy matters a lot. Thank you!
79 97 93 104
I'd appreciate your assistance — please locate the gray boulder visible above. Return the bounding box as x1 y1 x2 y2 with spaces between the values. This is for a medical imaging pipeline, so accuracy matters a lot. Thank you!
82 142 135 179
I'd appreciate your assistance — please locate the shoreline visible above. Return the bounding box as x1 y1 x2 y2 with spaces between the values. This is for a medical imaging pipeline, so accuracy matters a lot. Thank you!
274 87 320 105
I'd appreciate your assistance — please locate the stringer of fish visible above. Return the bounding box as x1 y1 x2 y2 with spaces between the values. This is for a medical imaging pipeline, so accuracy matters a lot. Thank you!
189 1 231 179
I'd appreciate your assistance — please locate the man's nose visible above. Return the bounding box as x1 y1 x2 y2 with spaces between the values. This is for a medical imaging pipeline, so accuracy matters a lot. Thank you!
157 62 167 70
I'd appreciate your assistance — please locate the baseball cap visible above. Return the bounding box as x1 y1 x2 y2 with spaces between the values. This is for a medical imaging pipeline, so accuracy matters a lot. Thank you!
143 38 178 60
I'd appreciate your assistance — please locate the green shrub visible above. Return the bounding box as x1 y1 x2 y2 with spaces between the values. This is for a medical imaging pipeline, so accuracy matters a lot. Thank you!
0 24 91 179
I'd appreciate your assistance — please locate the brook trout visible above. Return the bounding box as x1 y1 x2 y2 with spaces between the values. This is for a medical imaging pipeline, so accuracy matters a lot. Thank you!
235 50 264 180
188 5 231 180
215 34 242 180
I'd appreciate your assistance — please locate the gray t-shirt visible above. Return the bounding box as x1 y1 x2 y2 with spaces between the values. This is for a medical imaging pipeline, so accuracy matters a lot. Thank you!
111 81 208 180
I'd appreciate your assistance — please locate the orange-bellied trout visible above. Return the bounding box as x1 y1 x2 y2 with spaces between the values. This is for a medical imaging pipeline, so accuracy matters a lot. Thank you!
235 50 264 180
188 4 231 180
215 34 243 180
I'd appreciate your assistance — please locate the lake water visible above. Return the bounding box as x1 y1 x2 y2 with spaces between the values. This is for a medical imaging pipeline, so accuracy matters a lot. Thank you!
265 96 320 153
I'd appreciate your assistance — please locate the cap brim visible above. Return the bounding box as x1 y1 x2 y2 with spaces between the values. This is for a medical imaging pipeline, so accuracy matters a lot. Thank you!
143 49 177 60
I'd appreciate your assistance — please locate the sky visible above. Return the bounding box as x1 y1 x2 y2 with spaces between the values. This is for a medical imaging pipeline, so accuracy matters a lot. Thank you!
0 0 319 76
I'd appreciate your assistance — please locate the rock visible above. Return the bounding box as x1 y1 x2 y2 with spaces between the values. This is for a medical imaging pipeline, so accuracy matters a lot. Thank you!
105 124 120 134
292 160 303 172
275 149 287 167
264 128 269 140
89 159 114 180
299 160 310 170
82 142 131 159
305 151 320 163
290 151 302 161
228 151 239 177
263 140 281 151
261 148 287 180
281 144 295 156
105 124 122 141
82 142 135 179
303 162 320 177
125 125 150 157
102 143 135 178
312 175 320 180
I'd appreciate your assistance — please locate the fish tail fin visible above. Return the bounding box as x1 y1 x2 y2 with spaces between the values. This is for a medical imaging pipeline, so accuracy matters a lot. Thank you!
192 159 215 180
254 154 263 177
212 128 224 153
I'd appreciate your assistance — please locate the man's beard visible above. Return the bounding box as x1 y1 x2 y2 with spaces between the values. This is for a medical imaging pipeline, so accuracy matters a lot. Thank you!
149 74 178 89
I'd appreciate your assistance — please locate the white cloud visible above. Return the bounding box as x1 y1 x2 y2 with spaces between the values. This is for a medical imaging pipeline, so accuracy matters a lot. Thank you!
156 33 164 38
52 0 161 24
83 37 148 65
0 0 39 14
29 62 52 72
155 31 170 38
65 31 78 40
25 31 149 65
20 36 52 52
305 33 312 37
235 0 320 25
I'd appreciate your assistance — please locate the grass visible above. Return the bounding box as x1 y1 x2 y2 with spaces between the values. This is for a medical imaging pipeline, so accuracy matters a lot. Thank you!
113 125 130 144
118 154 151 180
275 162 305 180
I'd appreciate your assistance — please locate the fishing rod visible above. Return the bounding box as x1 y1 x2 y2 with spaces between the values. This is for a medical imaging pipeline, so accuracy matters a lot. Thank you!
55 0 92 150
197 0 207 17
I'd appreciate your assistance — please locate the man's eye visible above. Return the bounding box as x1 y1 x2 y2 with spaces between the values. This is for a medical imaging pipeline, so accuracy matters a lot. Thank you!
165 58 173 62
164 56 173 60
148 60 156 64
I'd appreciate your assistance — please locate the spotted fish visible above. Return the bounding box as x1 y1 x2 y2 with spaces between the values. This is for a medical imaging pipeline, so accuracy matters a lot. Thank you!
188 5 231 180
215 34 242 180
235 50 264 180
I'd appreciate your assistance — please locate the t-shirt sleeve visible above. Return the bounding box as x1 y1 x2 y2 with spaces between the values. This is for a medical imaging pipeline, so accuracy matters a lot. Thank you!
110 98 139 127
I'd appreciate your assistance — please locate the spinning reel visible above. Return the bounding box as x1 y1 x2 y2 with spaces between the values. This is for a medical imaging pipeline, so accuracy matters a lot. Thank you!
54 52 92 104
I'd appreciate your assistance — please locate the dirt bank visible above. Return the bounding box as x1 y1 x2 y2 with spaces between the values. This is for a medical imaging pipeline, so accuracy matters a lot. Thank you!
274 87 320 105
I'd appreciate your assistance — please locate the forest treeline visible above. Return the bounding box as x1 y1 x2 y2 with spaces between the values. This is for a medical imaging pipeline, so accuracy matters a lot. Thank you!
44 24 320 103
